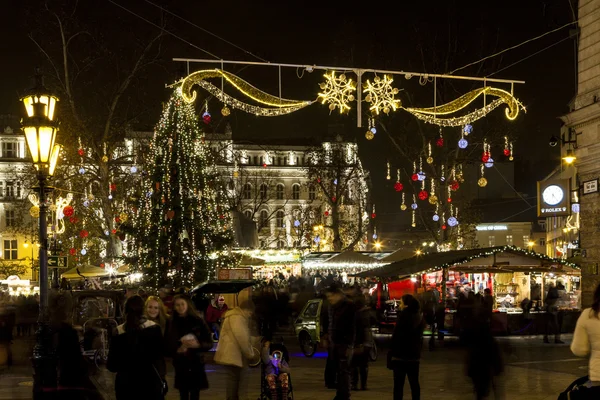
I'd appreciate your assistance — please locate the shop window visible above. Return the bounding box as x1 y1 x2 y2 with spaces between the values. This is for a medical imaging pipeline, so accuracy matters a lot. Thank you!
488 236 495 247
308 184 316 200
260 184 268 199
2 142 17 158
276 184 284 200
523 235 530 247
3 239 17 260
506 235 513 245
292 184 300 200
242 183 252 199
276 210 284 227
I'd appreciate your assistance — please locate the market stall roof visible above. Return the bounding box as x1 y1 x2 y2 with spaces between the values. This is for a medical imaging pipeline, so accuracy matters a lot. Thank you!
355 246 580 279
61 265 109 279
324 250 380 265
382 248 418 263
191 279 257 294
238 254 265 266
302 251 393 268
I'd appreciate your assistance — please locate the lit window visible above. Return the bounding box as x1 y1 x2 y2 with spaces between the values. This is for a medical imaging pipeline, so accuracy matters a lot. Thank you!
2 142 17 158
3 239 17 260
522 235 530 247
5 210 15 227
506 235 513 245
488 236 496 247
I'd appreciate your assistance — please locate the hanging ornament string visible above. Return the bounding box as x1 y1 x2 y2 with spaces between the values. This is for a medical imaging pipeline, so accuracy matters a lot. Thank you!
386 161 391 180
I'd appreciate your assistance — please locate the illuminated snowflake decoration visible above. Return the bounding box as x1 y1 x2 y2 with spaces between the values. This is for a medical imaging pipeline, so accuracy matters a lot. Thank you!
363 75 401 115
318 71 356 114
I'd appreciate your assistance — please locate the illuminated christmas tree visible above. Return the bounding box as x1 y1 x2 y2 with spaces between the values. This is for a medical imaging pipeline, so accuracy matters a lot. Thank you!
132 87 234 288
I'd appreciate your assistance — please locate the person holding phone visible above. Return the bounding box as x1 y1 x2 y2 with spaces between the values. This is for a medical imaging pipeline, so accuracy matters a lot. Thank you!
262 341 291 400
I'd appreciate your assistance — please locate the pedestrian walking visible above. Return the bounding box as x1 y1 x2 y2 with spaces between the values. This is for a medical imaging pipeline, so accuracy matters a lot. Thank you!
351 294 372 391
570 282 600 397
544 282 564 344
388 294 424 400
214 299 256 400
107 295 166 400
324 285 355 400
466 320 504 400
168 294 213 400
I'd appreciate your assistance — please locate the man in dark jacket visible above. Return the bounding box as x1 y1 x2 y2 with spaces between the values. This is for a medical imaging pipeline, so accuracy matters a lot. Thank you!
325 286 355 400
351 295 372 391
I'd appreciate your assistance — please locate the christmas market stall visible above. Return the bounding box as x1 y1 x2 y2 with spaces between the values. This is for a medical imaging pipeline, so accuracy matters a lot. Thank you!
0 275 39 297
302 250 392 285
356 246 581 335
235 249 304 280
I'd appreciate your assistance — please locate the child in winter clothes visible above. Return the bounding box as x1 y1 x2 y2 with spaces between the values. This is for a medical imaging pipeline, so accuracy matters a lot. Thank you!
262 341 291 400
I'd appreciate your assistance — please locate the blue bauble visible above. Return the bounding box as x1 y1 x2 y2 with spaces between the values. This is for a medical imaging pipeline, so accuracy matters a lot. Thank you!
411 203 418 210
485 158 494 168
433 214 440 222
448 217 459 227
458 138 468 149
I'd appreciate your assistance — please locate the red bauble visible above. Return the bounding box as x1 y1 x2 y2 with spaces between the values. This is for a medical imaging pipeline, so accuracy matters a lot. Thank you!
450 181 460 191
115 216 121 223
332 197 336 202
77 148 85 157
418 190 429 201
111 229 117 234
436 138 444 147
79 230 88 238
203 114 211 124
110 183 117 191
394 182 404 192
447 197 452 203
263 163 267 168
69 216 79 224
371 213 376 218
503 148 510 156
324 211 329 217
411 173 419 181
482 152 490 163
317 178 321 183
69 248 76 256
442 225 447 230
100 263 105 268
63 205 74 217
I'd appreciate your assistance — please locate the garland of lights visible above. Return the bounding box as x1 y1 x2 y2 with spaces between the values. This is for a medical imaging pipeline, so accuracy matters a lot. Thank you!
407 99 503 127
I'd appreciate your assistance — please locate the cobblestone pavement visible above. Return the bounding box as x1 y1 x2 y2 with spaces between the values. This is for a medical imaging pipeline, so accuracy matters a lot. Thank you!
0 334 586 400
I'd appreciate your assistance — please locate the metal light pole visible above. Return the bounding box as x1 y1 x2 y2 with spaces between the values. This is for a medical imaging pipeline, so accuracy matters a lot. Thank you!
20 71 61 398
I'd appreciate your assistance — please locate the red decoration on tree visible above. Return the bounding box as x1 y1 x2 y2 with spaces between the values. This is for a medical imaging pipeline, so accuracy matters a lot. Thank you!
263 163 267 168
436 137 444 147
447 197 452 203
69 216 79 224
324 211 329 217
371 213 376 218
110 183 117 191
115 216 121 223
411 173 419 182
203 114 211 124
63 205 74 217
69 248 76 256
442 225 447 230
219 214 225 219
394 182 404 192
111 229 117 234
77 148 85 157
79 230 89 238
450 181 460 191
100 263 105 268
317 178 321 183
332 197 336 202
482 152 490 163
503 148 510 156
418 190 429 201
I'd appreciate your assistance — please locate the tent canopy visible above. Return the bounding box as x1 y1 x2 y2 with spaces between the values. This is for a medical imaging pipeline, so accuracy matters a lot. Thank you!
61 265 108 279
191 280 257 294
355 246 580 279
323 250 379 265
238 254 265 266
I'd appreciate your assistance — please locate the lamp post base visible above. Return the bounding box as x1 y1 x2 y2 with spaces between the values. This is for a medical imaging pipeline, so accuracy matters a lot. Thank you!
31 309 57 399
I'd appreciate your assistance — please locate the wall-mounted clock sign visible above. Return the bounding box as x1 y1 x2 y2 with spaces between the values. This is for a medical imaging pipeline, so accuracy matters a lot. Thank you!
537 179 571 217
542 185 564 206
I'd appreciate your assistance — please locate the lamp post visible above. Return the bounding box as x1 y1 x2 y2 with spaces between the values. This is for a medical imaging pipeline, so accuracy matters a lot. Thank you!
21 71 61 398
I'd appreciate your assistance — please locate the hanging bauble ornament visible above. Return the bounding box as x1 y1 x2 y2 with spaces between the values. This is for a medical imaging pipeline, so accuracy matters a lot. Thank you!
79 167 85 175
464 124 473 135
572 203 580 213
79 230 89 238
69 216 79 224
202 111 211 124
69 248 76 256
481 153 490 163
509 156 514 161
400 204 407 211
447 197 453 203
110 183 117 191
428 195 438 205
440 176 445 182
115 216 121 224
503 148 510 156
102 155 109 163
294 220 300 227
29 206 40 218
233 170 239 178
104 230 110 236
221 106 231 116
63 206 74 217
88 194 95 201
81 249 87 255
166 210 175 219
332 196 337 202
411 173 419 182
411 222 416 228
373 233 378 240
111 229 117 234
436 138 444 147
432 214 440 222
447 217 458 227
426 156 434 164
458 138 468 149
130 166 138 173
371 213 376 218
411 203 418 210
333 179 338 185
417 172 426 181
394 182 403 192
478 177 488 187
78 148 85 157
262 163 267 168
324 211 329 217
485 158 494 168
365 131 375 140
442 225 447 230
83 200 90 208
450 181 460 191
418 190 429 201
108 195 113 200
49 204 57 212
119 213 128 223
370 127 377 134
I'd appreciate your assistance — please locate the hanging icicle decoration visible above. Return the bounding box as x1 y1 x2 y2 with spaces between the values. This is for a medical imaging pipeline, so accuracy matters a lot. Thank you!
386 161 391 180
400 192 407 210
427 142 433 164
429 178 438 204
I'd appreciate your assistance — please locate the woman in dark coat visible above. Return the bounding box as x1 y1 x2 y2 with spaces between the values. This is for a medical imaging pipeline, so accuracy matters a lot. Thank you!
107 295 166 400
389 294 425 400
168 294 213 400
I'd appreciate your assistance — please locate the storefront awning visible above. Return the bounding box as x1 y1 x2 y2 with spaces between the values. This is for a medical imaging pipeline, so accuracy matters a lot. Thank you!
355 246 580 279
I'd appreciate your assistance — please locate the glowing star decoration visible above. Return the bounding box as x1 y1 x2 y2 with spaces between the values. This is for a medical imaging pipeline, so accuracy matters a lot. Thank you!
458 138 468 149
447 217 458 227
317 71 356 114
363 75 401 115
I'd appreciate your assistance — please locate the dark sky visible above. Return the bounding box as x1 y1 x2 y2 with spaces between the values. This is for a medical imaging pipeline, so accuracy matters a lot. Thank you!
1 0 576 234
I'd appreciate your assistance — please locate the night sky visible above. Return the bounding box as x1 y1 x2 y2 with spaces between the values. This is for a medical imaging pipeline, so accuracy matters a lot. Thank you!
1 0 576 235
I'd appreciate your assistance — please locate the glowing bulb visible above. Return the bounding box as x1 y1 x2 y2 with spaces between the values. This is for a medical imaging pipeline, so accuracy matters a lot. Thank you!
79 167 85 174
81 249 87 255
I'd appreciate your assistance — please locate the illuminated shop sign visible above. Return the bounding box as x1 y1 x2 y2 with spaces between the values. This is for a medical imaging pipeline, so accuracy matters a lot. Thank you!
476 225 508 231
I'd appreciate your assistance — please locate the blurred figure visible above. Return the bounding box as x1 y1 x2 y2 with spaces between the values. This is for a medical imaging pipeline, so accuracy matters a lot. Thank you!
482 288 494 323
205 295 228 340
168 295 212 400
262 341 291 400
466 319 504 400
145 296 169 336
214 299 256 400
108 295 166 400
351 294 372 391
571 282 600 397
159 285 175 315
325 285 355 400
389 294 425 400
544 282 563 344
0 299 15 367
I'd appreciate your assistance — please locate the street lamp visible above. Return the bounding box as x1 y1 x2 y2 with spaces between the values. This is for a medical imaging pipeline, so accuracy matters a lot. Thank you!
563 148 576 164
21 71 60 398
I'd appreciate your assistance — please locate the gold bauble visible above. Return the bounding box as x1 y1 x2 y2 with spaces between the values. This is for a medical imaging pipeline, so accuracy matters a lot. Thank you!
428 195 438 205
374 76 381 83
233 171 239 178
365 131 375 140
119 213 128 223
365 95 372 103
329 103 336 111
221 106 231 116
411 223 416 228
400 204 407 211
102 155 109 163
339 74 347 81
383 106 390 114
29 206 40 218
509 156 514 161
319 82 327 90
478 177 488 187
348 95 355 102
426 156 434 164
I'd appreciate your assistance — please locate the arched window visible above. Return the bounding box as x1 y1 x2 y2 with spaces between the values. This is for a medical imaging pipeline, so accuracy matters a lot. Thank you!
308 184 316 200
292 184 300 200
243 210 252 220
276 210 285 227
276 184 285 200
259 210 269 229
277 240 286 249
242 183 252 199
260 183 268 199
